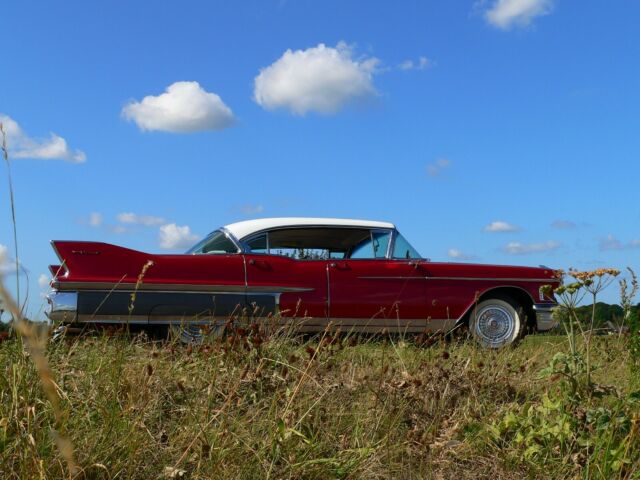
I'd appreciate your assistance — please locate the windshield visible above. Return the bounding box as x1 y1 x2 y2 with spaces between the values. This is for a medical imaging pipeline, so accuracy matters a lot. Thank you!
186 230 239 254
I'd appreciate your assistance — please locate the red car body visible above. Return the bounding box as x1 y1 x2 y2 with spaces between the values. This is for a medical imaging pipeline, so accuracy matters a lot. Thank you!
46 218 560 343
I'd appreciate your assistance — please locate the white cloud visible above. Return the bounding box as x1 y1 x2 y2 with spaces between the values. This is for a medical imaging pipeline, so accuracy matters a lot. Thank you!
503 240 560 255
426 158 451 177
159 223 200 250
38 273 51 298
38 273 50 289
237 204 265 215
448 248 476 261
254 42 379 115
0 244 8 271
599 234 640 252
551 219 577 230
483 221 520 233
484 0 553 29
88 212 103 228
117 212 165 226
399 56 431 71
0 114 86 163
122 81 235 133
0 243 20 275
108 225 129 234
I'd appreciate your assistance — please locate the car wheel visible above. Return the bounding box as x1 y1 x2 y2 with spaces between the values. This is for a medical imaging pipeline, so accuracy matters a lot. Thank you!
51 324 68 342
469 297 524 348
169 321 226 344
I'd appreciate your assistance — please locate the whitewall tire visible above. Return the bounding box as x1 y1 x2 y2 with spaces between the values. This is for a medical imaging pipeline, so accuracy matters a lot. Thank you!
469 297 524 348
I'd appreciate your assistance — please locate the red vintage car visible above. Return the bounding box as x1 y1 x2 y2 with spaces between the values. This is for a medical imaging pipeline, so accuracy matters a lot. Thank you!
46 217 559 347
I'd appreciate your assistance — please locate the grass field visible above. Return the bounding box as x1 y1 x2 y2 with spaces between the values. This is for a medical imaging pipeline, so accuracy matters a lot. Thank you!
1 328 638 480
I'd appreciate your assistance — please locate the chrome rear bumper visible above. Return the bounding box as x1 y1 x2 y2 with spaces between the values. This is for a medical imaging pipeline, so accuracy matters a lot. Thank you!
46 291 77 323
533 303 558 331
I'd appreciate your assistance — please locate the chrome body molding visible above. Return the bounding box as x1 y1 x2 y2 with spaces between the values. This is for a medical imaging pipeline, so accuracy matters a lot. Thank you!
425 277 559 283
358 276 425 280
359 276 558 282
46 291 78 323
260 316 457 333
52 282 313 294
533 303 558 331
77 315 232 324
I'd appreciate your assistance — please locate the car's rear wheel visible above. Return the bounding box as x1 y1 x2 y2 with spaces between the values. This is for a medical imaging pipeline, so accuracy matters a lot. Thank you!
168 321 227 344
469 297 524 348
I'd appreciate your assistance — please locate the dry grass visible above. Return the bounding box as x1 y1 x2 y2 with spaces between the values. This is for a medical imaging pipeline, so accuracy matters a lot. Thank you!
0 326 634 480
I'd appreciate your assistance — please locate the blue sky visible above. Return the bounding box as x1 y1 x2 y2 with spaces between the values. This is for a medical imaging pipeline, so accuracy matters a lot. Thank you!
1 0 639 315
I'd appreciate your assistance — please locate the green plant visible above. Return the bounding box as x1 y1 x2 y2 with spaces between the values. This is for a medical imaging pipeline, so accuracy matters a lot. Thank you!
486 387 640 477
475 268 640 479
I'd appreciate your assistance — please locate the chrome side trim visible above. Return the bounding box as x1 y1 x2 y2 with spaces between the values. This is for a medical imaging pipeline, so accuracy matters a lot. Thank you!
78 314 232 324
425 277 559 283
52 282 314 294
359 276 557 282
358 276 425 280
251 316 457 333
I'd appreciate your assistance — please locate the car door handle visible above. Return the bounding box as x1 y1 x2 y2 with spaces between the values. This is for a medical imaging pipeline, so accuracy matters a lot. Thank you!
329 262 348 269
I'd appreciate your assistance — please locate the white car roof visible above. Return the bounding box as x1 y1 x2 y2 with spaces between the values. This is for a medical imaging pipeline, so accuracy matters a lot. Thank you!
223 217 395 241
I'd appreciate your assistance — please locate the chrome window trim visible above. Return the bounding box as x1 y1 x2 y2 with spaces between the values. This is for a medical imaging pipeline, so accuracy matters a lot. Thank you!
218 227 242 253
389 229 397 259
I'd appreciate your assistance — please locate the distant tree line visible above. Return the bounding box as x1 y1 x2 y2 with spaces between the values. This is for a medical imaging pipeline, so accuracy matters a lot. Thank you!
573 302 640 328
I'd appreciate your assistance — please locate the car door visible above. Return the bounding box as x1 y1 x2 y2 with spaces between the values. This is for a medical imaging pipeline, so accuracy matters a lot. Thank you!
245 253 328 326
244 247 328 328
327 230 429 332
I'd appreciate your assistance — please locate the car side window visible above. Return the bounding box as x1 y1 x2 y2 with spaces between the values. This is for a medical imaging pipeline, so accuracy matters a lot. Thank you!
392 232 421 259
350 230 391 259
245 234 268 254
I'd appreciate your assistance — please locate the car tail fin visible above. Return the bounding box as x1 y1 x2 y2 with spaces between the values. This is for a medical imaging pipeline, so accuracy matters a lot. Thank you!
48 264 66 278
50 240 151 284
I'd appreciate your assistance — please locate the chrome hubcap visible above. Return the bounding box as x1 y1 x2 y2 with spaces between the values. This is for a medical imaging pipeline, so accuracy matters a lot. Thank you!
179 324 204 343
475 305 515 345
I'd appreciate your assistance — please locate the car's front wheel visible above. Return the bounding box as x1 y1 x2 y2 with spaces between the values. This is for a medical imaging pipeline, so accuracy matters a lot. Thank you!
469 297 524 348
